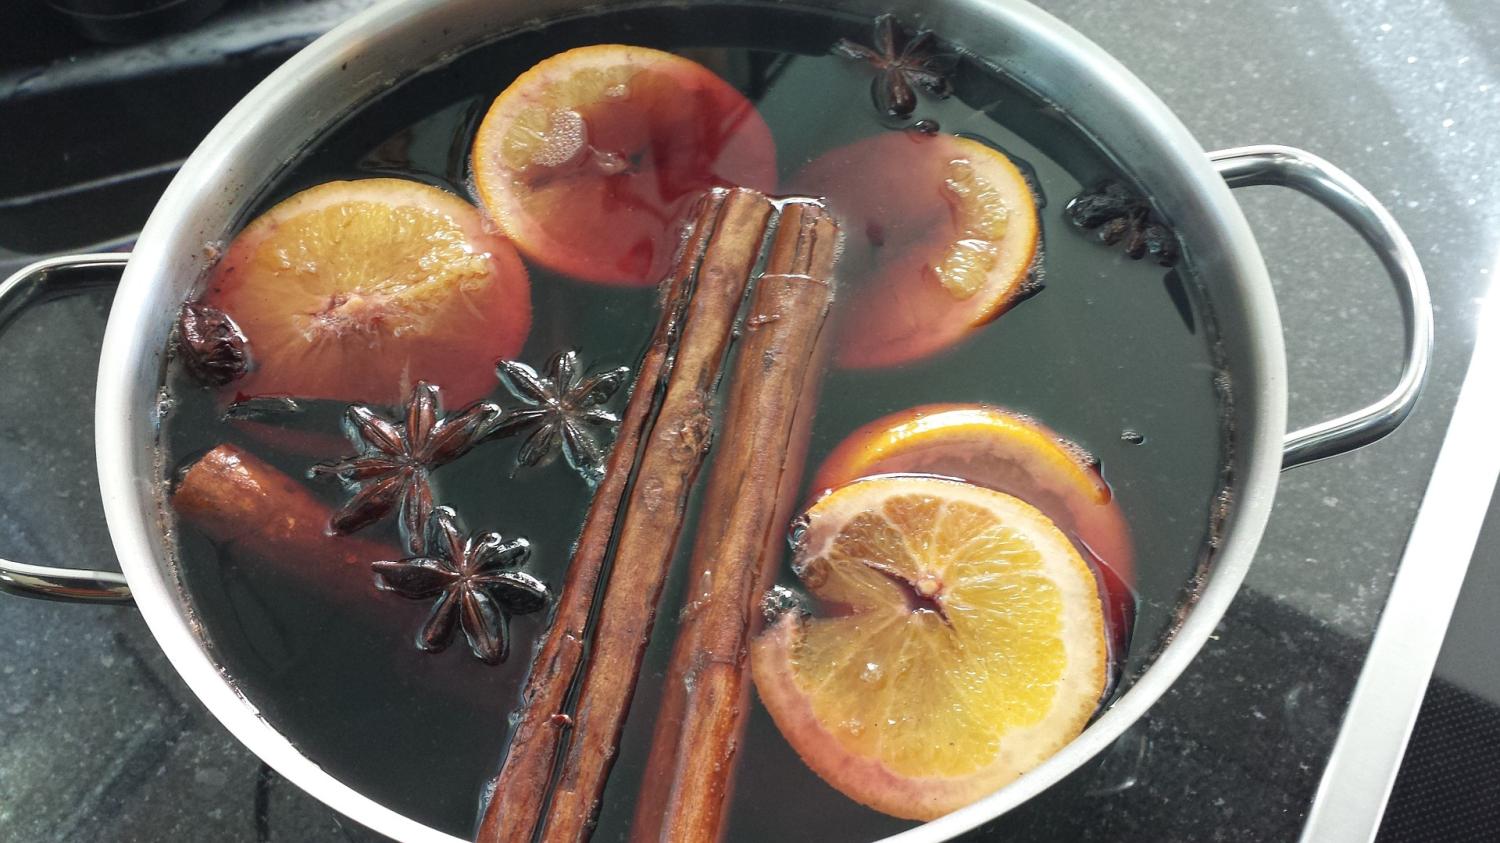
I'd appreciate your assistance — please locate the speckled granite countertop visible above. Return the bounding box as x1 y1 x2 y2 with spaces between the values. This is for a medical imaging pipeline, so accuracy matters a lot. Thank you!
1 0 1496 840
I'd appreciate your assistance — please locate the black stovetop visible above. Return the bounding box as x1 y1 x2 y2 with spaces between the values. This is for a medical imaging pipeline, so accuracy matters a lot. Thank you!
2 1 1497 841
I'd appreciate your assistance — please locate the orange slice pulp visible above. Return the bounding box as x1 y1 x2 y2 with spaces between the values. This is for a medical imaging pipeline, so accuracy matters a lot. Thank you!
471 44 777 286
202 178 530 407
751 475 1108 820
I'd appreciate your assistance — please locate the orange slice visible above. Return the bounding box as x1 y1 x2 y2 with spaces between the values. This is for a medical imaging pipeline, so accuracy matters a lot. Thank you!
790 132 1039 368
471 44 777 286
202 178 530 407
751 475 1107 820
810 403 1133 585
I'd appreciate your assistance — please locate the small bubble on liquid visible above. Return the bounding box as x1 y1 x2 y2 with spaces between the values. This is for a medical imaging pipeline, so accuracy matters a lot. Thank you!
532 108 586 168
1055 435 1101 469
591 148 628 175
479 777 499 807
860 662 884 682
1121 429 1145 445
760 584 808 623
787 514 811 552
155 388 176 422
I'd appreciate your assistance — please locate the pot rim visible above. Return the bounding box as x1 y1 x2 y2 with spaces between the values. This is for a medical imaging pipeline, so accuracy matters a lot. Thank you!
93 1 1285 841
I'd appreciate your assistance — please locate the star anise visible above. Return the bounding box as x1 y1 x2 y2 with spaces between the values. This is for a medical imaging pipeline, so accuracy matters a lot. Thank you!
1065 180 1181 266
177 302 250 386
310 382 500 553
372 506 547 664
489 350 629 484
833 14 955 119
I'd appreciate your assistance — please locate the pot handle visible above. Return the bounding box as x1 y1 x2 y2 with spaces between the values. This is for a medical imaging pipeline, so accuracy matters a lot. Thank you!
0 252 134 605
1210 145 1433 469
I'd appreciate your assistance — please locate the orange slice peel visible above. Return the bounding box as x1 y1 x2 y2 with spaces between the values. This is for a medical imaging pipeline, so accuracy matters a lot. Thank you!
751 475 1108 820
811 403 1133 584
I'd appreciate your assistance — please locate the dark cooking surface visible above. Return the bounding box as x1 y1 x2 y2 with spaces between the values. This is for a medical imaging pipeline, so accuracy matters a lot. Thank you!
1 1 1497 841
1378 474 1500 842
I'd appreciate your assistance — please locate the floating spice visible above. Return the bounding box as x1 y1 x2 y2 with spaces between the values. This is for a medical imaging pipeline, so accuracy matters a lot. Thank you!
530 189 776 842
173 444 400 606
479 190 733 842
1065 180 1180 266
177 302 250 386
373 506 546 664
479 188 775 843
633 200 840 843
489 349 630 483
832 14 955 120
310 382 500 552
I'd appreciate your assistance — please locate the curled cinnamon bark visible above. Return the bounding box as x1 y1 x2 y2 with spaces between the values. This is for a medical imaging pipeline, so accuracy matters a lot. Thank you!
535 188 774 842
630 201 840 843
172 443 396 582
479 188 774 843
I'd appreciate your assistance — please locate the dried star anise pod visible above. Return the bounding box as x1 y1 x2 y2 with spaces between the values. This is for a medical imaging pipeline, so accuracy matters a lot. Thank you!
372 506 546 664
310 382 500 553
177 302 250 386
489 349 629 484
1064 180 1181 266
833 14 956 120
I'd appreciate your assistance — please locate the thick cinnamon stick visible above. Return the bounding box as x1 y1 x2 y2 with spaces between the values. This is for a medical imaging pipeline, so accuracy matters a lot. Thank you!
477 188 725 843
630 202 840 843
479 188 773 843
173 443 398 584
535 188 774 842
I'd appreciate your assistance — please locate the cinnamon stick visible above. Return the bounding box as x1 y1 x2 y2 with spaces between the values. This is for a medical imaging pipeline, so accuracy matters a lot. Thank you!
173 443 398 586
630 201 840 843
477 189 725 843
479 188 773 843
176 443 515 707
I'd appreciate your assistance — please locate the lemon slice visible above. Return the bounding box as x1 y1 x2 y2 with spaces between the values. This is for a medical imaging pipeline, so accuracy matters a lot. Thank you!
751 475 1107 820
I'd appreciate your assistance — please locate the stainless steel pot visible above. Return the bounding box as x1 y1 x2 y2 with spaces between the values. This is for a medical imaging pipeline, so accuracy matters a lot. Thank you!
0 1 1431 840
